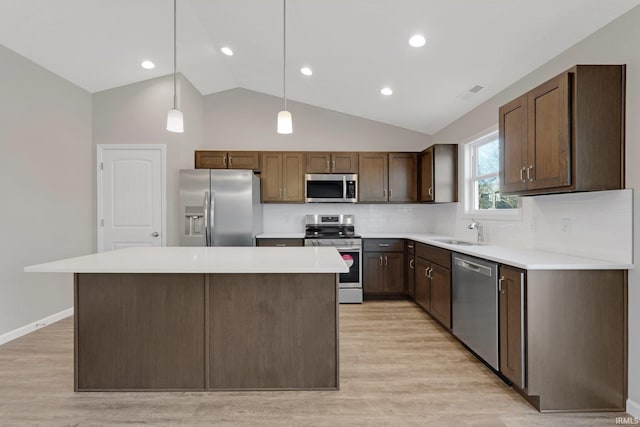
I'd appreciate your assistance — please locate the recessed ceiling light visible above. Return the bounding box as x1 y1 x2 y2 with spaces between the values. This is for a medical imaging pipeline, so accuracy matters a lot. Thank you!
300 67 313 76
140 60 155 69
221 47 234 56
380 87 393 96
408 34 426 48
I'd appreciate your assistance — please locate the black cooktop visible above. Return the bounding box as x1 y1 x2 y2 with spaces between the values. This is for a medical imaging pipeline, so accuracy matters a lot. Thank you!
304 225 360 239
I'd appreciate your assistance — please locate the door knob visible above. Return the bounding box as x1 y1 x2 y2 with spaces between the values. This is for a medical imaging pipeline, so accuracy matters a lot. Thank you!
151 232 159 237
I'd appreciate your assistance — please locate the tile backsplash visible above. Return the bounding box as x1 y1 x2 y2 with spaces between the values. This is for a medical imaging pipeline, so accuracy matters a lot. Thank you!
428 189 633 264
263 189 632 264
263 203 433 234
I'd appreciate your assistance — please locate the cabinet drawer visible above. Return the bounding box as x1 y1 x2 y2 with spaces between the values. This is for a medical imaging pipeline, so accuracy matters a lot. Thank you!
406 240 415 254
416 242 451 269
256 238 304 247
364 239 404 252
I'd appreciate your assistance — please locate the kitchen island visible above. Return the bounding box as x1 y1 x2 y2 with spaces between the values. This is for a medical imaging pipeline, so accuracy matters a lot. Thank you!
25 246 348 391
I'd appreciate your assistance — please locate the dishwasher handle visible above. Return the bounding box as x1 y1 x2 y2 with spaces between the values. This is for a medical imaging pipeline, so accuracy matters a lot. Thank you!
454 257 493 277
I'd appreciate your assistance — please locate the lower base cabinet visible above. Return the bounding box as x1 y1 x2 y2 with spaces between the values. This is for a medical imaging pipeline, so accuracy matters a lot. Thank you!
413 243 452 329
363 239 405 297
414 257 431 311
429 263 451 328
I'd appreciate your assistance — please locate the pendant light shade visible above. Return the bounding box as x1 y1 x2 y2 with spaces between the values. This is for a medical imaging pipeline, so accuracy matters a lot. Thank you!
276 0 292 134
167 0 184 133
277 110 293 134
167 108 184 133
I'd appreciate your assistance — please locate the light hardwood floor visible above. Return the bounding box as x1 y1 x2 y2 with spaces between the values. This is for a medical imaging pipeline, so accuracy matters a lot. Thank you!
0 301 628 426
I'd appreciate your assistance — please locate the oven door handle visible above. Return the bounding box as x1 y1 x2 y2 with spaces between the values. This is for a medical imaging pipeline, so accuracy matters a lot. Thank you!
335 247 361 252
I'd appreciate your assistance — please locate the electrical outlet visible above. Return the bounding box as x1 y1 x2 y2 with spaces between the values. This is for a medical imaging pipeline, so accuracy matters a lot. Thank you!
561 218 572 233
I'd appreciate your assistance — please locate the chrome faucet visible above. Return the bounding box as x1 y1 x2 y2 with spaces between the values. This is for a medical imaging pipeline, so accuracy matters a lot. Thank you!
468 219 484 243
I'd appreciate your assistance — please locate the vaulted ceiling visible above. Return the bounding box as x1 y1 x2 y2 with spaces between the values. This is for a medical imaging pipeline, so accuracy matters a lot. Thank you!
1 0 638 134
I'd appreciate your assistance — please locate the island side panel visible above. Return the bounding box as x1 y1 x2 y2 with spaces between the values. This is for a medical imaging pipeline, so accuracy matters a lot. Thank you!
209 273 338 390
75 273 206 391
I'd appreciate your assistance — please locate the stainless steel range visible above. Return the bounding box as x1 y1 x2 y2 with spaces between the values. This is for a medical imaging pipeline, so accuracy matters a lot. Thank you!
304 214 362 304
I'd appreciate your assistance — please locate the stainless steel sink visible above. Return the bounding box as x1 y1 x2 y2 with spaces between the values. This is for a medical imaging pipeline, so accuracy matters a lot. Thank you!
433 238 480 246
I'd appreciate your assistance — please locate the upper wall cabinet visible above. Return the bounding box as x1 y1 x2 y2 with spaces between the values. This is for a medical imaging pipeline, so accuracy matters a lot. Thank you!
499 65 625 196
306 152 358 174
260 152 305 203
419 144 458 203
195 151 260 171
359 153 417 203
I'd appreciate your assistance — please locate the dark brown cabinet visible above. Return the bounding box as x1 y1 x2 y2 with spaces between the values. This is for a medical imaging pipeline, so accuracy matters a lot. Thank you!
414 243 452 329
358 153 417 203
419 144 458 203
429 263 451 328
414 257 431 312
499 65 625 196
363 239 405 297
195 151 260 170
499 265 526 390
306 152 358 173
406 241 415 298
256 238 304 247
358 153 388 202
260 152 305 203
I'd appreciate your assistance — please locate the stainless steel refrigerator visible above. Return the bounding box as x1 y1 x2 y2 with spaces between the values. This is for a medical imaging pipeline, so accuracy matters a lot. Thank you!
179 169 263 246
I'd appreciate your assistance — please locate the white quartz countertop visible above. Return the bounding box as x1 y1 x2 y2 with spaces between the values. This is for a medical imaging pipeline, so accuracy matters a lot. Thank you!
25 246 349 274
360 233 633 270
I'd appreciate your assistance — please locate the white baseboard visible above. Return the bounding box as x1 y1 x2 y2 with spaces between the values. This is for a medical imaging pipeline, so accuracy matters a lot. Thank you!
0 307 73 346
628 398 640 418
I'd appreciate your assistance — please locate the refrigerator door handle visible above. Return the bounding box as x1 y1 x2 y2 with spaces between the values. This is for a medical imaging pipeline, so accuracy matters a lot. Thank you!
210 191 216 246
203 191 210 246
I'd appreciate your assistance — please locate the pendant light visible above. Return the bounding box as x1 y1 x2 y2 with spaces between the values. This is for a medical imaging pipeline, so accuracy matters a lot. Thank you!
277 0 293 134
166 0 184 133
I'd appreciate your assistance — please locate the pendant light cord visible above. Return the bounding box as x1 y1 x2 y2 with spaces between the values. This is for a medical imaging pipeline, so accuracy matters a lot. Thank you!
283 0 287 111
173 0 177 109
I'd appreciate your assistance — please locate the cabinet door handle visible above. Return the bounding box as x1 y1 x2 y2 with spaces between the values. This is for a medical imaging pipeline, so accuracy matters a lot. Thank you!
279 188 283 198
379 256 383 266
283 187 287 197
520 167 526 183
498 276 505 294
275 243 286 247
229 156 233 167
409 259 414 269
223 156 227 167
425 267 428 278
378 243 389 247
527 165 534 182
383 189 387 198
326 159 330 172
428 187 432 197
407 244 413 249
385 256 388 266
389 188 393 198
427 267 433 279
332 160 336 171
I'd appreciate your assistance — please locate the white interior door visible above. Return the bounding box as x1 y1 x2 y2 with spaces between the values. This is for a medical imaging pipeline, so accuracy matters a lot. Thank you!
97 145 166 252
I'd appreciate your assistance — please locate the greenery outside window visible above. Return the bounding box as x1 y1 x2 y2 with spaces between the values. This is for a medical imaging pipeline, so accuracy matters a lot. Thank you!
464 130 519 218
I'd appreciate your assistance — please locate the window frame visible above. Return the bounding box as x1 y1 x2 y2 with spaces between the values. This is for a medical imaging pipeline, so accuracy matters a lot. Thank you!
462 127 521 220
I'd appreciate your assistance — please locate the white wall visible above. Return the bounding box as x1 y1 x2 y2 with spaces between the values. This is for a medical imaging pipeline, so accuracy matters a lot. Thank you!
92 74 204 246
203 88 431 152
0 44 93 337
431 5 640 414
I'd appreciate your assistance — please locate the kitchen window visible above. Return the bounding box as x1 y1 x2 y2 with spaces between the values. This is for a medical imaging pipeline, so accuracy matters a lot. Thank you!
464 129 519 218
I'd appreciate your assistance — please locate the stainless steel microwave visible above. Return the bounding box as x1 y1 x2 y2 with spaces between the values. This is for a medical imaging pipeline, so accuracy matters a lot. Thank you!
305 174 358 203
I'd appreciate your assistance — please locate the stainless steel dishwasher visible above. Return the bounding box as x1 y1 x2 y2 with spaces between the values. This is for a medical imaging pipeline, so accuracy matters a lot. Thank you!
451 252 499 370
